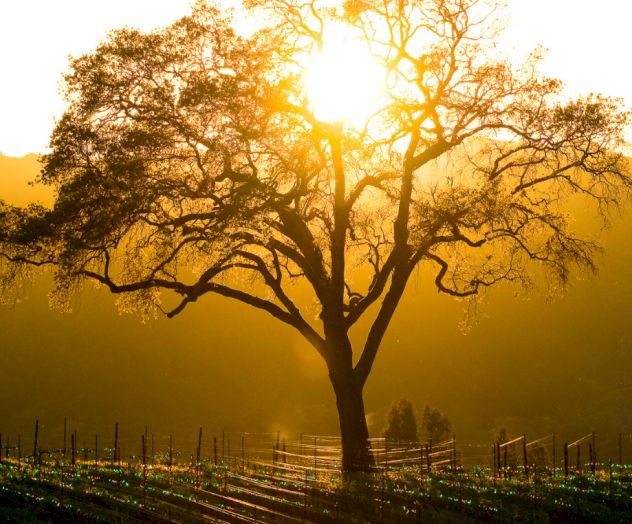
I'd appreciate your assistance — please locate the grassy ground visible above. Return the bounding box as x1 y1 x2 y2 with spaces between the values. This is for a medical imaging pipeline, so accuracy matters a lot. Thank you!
0 458 630 523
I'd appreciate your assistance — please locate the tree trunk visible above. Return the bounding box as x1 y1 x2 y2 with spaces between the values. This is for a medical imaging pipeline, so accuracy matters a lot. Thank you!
330 369 374 473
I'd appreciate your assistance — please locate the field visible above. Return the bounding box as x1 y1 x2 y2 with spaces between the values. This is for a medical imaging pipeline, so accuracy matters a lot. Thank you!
0 431 631 523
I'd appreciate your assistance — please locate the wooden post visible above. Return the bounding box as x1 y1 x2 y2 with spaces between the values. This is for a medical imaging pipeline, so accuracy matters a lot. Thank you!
564 442 568 477
213 435 217 466
300 433 303 465
576 445 581 475
552 432 556 476
425 443 431 472
228 438 231 467
33 420 39 466
523 434 528 476
241 434 245 474
83 440 87 462
313 436 317 474
452 435 456 471
282 439 286 465
141 434 147 507
95 434 98 471
619 432 622 466
0 432 2 464
71 433 75 466
496 443 501 475
222 430 225 464
18 434 21 471
592 432 596 472
63 417 67 461
196 428 203 487
151 434 154 466
589 443 595 475
169 435 173 479
6 436 9 459
197 427 203 478
113 422 119 465
385 436 389 472
492 445 496 476
503 444 507 473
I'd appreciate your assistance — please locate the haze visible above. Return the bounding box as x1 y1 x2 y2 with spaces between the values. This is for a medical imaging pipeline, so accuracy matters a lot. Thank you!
1 153 631 458
0 1 631 461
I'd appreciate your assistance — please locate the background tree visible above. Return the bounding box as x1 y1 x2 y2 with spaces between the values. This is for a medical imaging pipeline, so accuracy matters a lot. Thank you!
528 441 550 471
383 398 418 442
421 405 452 443
0 0 630 472
495 428 518 468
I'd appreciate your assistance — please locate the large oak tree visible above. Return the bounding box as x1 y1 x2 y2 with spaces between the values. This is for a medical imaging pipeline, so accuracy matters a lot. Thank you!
1 0 630 472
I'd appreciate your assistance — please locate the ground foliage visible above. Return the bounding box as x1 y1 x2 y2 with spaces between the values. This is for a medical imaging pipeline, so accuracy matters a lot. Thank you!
0 456 631 523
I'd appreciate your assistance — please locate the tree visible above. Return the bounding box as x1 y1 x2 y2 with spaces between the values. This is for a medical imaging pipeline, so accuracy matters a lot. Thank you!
421 405 452 443
0 0 630 473
528 441 549 471
495 428 518 468
384 399 418 442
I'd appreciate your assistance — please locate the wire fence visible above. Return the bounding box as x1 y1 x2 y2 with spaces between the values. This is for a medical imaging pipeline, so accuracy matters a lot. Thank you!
2 421 632 476
1 422 631 522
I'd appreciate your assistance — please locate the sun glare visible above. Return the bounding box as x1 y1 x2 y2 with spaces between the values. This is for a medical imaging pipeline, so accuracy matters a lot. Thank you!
303 23 386 126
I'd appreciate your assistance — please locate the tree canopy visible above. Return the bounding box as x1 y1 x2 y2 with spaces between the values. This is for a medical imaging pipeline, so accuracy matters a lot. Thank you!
384 398 419 442
421 404 452 443
1 0 630 471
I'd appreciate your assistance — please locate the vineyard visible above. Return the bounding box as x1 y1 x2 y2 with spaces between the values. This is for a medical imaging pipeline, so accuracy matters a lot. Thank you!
0 426 631 522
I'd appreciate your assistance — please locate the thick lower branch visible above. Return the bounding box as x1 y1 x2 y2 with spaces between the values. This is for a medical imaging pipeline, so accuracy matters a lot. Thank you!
79 268 328 359
200 283 326 356
354 266 411 388
345 251 397 327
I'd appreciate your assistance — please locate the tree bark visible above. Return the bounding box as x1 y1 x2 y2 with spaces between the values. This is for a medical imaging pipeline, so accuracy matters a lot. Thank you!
330 368 374 473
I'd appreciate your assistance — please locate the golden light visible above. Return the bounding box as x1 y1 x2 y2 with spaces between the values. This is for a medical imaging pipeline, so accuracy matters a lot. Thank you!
303 22 386 126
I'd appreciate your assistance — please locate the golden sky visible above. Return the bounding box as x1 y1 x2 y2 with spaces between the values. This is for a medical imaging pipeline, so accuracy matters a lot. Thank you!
0 0 630 157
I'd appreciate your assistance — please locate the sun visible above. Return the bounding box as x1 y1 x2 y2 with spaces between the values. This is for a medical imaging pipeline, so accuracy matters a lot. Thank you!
303 22 386 126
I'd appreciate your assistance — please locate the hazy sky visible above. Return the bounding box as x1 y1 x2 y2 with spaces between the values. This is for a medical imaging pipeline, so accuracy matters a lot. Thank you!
0 0 631 156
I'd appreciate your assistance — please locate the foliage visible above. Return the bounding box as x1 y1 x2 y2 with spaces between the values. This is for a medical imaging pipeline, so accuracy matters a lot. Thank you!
421 404 452 443
0 0 630 471
529 441 550 469
384 398 418 442
495 427 518 466
1 457 631 523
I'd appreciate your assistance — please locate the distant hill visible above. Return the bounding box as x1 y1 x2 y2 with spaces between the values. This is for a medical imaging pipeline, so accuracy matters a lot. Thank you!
0 153 54 206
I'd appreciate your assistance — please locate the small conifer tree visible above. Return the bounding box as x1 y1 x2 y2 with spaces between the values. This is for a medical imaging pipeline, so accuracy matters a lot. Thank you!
421 405 452 443
384 399 418 442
